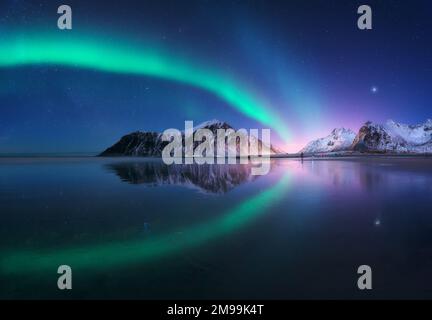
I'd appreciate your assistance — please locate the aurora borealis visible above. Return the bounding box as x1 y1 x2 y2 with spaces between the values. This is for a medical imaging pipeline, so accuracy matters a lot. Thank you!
0 173 291 274
0 33 290 141
1 0 432 152
2 1 432 301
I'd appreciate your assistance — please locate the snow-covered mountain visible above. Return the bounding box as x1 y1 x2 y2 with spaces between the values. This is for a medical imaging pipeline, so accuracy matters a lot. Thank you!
351 119 432 153
100 119 279 157
300 128 356 153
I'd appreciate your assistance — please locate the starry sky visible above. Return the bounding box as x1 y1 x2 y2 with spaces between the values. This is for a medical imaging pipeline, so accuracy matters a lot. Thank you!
0 0 431 153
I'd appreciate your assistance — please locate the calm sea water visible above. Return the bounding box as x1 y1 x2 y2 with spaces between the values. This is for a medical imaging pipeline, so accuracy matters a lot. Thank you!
1 157 432 299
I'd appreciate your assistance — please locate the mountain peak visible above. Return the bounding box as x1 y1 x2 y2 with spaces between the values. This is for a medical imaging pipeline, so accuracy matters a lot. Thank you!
193 119 231 131
424 119 432 127
100 119 280 156
386 119 397 126
331 127 355 135
300 127 356 153
352 119 432 153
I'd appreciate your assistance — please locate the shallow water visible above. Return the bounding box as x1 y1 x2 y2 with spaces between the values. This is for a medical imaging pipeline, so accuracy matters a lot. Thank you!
1 157 432 299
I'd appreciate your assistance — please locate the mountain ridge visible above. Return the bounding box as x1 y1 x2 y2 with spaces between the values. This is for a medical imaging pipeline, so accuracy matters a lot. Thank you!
351 119 432 153
301 119 432 154
100 120 279 157
300 127 356 153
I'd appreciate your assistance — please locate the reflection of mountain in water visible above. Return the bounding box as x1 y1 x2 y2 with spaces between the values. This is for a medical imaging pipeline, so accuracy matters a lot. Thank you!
106 161 261 194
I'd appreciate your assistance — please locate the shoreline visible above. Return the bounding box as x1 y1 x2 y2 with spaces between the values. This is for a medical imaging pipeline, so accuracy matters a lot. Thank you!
271 151 432 159
0 152 431 160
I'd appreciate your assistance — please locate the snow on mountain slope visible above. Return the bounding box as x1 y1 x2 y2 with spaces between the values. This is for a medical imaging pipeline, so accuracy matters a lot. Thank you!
384 119 432 145
300 128 356 153
352 119 432 153
191 119 231 131
100 120 280 156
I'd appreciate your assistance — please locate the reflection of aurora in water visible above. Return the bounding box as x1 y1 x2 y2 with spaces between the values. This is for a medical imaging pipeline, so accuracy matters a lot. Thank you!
0 174 290 274
0 33 289 141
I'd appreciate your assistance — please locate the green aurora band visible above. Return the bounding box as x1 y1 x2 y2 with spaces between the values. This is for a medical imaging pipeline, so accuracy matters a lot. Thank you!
0 173 291 274
0 33 290 140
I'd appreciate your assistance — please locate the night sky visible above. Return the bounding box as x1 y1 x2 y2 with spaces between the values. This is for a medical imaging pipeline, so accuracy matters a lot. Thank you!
0 0 431 153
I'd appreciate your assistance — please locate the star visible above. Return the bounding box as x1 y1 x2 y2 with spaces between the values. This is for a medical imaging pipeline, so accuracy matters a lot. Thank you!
371 86 378 94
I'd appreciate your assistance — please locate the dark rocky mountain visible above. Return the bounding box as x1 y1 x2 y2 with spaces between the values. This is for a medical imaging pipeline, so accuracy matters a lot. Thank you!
100 119 280 157
100 132 166 156
351 120 432 153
